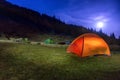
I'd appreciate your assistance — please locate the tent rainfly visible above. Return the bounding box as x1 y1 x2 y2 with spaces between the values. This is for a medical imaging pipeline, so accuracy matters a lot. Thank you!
44 38 54 44
67 33 111 57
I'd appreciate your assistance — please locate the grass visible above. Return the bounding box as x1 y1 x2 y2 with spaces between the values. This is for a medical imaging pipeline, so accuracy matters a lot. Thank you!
30 34 73 42
0 43 120 80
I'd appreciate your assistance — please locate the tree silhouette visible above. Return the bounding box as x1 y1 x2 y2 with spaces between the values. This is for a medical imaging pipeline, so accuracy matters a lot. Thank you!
0 0 118 45
118 36 120 40
110 33 116 39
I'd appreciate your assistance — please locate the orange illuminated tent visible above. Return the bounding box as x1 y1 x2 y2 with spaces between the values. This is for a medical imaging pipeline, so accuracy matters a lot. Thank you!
67 33 111 57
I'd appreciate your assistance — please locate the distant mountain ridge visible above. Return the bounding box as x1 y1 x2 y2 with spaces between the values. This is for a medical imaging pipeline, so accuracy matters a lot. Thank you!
0 1 90 36
0 0 119 45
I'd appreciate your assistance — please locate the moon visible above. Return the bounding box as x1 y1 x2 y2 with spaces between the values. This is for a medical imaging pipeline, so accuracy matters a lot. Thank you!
96 21 104 28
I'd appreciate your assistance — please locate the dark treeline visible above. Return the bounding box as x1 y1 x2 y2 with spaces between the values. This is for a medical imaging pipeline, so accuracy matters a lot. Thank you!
0 0 119 45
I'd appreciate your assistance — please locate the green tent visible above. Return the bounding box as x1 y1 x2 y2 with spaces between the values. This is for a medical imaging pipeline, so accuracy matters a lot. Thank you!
44 38 54 44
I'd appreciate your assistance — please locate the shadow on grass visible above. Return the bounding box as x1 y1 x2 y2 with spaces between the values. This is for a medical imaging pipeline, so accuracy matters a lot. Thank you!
69 53 99 62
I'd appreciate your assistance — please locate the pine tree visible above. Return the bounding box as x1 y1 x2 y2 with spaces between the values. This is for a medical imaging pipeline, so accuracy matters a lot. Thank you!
110 33 116 39
99 29 103 33
118 36 120 40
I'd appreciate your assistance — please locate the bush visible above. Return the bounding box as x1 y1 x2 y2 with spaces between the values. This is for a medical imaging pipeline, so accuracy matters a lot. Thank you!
37 42 40 45
110 45 120 51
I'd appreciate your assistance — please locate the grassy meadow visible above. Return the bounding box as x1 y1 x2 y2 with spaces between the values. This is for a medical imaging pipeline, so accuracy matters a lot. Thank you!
0 42 120 80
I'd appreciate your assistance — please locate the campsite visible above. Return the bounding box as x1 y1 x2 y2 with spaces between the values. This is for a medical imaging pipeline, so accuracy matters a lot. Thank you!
0 0 120 80
0 34 120 80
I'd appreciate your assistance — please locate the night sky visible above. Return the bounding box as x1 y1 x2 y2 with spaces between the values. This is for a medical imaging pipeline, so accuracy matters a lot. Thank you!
7 0 120 38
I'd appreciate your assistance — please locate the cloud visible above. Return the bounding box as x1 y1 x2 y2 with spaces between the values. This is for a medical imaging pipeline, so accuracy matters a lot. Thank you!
7 0 120 37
